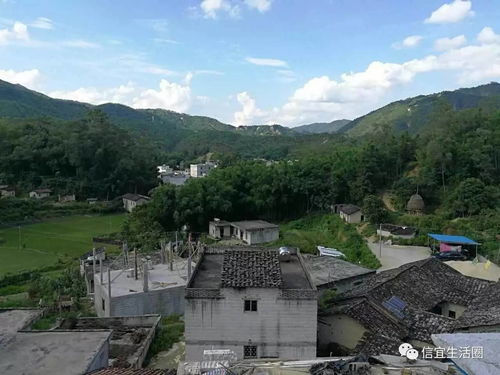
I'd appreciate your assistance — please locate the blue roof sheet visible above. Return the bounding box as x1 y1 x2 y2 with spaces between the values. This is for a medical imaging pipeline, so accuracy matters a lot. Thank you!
428 233 480 245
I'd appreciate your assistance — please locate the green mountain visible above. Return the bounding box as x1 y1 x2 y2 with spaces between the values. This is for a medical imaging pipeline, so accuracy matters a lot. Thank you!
235 124 297 136
343 82 500 136
292 119 351 134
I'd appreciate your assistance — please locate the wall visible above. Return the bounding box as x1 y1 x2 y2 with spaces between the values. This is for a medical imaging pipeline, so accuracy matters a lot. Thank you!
317 274 372 295
318 314 366 352
94 280 186 317
247 228 279 245
341 211 362 224
84 338 110 373
185 287 317 361
437 302 467 319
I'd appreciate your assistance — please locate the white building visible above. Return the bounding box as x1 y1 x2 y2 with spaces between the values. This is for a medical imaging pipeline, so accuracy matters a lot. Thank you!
209 219 280 245
334 204 363 223
122 193 150 212
157 164 173 174
190 162 217 178
0 185 15 198
29 188 52 199
185 247 318 361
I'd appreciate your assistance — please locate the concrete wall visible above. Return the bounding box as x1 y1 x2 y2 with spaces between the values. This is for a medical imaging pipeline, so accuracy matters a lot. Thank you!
185 287 317 361
94 280 185 317
318 314 366 352
438 302 467 319
84 338 110 374
317 274 370 295
340 211 362 224
246 228 279 245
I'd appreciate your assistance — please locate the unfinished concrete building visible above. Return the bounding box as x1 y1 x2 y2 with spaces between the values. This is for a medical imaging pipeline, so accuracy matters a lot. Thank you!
94 258 193 317
184 247 318 361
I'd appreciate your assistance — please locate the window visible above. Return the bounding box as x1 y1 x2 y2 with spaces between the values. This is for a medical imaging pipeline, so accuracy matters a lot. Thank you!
102 298 105 311
244 300 258 312
448 310 456 319
244 345 257 358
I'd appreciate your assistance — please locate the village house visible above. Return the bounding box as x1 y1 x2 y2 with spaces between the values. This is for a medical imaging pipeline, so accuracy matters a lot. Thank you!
377 224 417 239
209 219 279 245
190 162 216 178
29 188 52 199
122 193 150 212
333 204 364 223
0 185 15 198
318 258 493 357
87 197 98 205
58 194 76 203
303 254 376 294
94 257 192 317
184 247 318 361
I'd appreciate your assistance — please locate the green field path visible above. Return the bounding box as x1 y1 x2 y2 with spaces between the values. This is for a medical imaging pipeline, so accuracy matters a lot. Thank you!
0 214 126 276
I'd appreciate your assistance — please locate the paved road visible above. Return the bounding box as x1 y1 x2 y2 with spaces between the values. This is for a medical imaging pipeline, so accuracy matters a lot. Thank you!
368 241 431 271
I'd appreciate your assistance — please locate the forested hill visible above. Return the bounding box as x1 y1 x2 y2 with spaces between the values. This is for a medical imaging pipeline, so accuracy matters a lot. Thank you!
343 82 500 136
292 119 351 134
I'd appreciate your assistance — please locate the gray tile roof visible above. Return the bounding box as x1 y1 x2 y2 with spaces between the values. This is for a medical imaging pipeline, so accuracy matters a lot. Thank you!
230 220 279 231
326 258 494 355
338 204 361 215
221 250 283 288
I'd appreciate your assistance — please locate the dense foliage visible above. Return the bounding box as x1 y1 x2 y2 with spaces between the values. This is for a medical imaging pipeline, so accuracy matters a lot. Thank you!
0 111 159 199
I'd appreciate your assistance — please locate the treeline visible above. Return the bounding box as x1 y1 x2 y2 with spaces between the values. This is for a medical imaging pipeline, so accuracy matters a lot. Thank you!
124 106 500 250
0 110 160 199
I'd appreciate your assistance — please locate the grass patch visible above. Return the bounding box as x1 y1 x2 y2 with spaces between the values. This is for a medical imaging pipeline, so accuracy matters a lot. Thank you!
271 214 381 269
146 315 184 364
0 292 37 308
0 214 125 275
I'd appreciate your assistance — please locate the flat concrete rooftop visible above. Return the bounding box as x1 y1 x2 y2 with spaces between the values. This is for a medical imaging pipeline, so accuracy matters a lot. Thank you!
303 255 375 286
0 330 111 375
0 309 41 345
189 248 312 290
98 260 192 298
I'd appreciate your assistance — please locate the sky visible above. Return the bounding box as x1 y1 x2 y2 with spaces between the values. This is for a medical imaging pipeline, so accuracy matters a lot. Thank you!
1 0 500 127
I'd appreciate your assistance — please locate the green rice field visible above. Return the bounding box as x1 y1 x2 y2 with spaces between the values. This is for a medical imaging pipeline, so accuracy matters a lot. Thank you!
0 214 125 276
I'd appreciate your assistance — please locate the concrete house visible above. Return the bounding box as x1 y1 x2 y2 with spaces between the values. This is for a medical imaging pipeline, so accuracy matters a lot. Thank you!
94 258 192 317
318 258 492 357
334 204 363 223
190 162 216 178
29 188 52 199
59 194 76 203
122 193 150 212
231 220 279 245
0 185 15 198
209 219 232 239
303 255 375 294
185 247 318 361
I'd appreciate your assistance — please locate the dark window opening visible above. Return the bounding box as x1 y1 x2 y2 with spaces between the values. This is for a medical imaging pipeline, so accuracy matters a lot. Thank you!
102 298 105 311
244 300 258 312
244 345 257 358
449 310 456 319
430 305 442 315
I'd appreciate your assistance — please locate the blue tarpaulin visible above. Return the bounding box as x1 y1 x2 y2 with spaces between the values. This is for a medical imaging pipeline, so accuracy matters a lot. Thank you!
428 233 480 245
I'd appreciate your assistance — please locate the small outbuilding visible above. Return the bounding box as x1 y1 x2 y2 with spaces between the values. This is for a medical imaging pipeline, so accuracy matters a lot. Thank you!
334 204 363 223
230 220 279 245
29 188 52 199
377 224 417 239
209 219 232 239
0 185 15 198
122 193 150 212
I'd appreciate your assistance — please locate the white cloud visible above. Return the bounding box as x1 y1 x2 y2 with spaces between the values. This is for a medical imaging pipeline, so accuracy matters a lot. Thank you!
61 39 100 49
0 21 29 45
249 32 500 126
425 0 473 24
153 38 179 45
132 79 191 112
477 27 500 44
50 82 136 104
0 68 40 88
200 0 240 19
394 35 423 49
234 91 267 125
31 17 53 30
246 57 287 67
434 35 467 51
244 0 272 12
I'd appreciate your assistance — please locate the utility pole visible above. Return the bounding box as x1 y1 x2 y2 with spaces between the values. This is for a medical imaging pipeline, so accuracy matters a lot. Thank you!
379 223 382 258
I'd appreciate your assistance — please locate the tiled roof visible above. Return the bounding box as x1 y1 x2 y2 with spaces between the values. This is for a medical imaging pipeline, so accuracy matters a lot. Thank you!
122 193 150 202
455 282 500 329
327 258 494 355
221 250 283 288
339 204 361 215
230 220 279 231
90 369 174 375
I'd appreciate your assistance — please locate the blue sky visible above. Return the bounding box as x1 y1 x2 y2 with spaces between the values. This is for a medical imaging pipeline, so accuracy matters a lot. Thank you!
1 0 500 126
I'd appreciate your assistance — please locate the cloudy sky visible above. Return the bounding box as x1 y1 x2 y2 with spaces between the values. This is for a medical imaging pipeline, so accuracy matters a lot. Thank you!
1 0 500 126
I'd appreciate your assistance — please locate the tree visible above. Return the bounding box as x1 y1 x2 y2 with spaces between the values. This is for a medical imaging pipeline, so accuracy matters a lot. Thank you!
363 195 389 224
